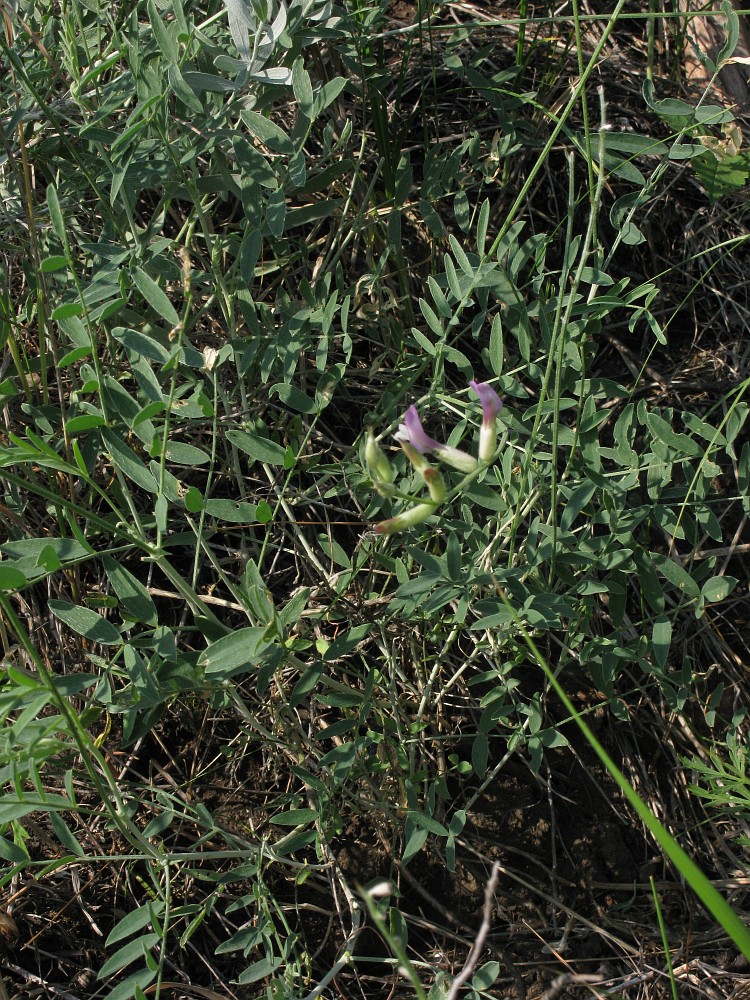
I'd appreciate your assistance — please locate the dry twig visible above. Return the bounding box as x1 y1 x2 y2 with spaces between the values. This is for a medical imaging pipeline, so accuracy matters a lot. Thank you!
445 862 501 1000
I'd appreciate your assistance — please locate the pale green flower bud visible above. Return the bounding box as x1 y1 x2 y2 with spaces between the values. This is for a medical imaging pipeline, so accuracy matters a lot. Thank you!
423 466 446 504
375 502 436 535
366 431 395 496
434 444 478 473
374 448 445 534
400 441 445 500
399 439 432 475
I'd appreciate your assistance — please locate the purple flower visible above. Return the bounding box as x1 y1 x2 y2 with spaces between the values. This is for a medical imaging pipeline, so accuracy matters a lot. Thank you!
470 381 503 423
470 381 502 461
397 406 441 454
396 405 477 474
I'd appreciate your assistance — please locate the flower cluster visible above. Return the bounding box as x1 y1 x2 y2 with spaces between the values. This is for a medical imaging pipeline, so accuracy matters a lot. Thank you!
365 381 503 534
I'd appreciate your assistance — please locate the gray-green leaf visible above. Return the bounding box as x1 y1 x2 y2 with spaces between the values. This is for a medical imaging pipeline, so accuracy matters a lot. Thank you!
49 600 122 645
102 555 158 626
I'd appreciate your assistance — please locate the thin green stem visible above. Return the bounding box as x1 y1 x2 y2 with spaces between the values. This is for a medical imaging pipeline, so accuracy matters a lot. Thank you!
0 596 159 859
497 586 750 960
651 876 679 1000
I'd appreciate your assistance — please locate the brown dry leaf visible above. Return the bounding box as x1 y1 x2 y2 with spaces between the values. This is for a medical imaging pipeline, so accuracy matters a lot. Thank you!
681 0 750 111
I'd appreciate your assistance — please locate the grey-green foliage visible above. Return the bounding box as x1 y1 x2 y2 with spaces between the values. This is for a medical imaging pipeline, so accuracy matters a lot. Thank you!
686 732 750 845
2 0 750 995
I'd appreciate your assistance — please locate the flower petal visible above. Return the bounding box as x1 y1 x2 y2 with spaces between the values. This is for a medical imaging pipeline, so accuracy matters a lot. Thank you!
470 381 503 424
399 405 440 454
